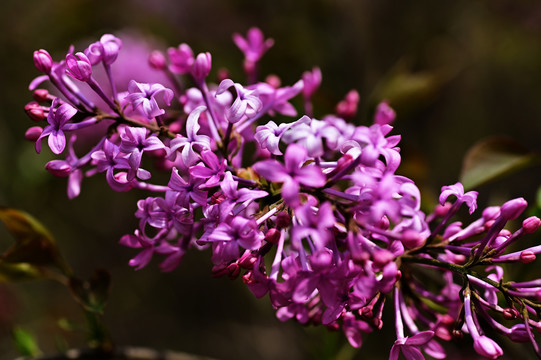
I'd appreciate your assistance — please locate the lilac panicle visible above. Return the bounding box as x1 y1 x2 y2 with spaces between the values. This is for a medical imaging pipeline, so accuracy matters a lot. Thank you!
25 30 541 359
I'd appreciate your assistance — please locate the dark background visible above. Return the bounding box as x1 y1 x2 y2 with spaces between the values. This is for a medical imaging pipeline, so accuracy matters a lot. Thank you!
1 1 541 359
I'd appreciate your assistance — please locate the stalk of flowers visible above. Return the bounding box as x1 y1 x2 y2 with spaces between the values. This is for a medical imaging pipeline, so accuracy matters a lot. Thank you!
25 28 541 359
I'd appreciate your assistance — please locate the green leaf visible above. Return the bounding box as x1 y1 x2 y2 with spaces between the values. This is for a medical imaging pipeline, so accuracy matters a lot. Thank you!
12 326 41 357
0 207 70 275
68 269 111 314
459 136 539 191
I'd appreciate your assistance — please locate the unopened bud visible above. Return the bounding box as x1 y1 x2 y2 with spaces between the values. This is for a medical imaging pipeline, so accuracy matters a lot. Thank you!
33 89 50 102
265 74 281 88
500 197 528 221
45 160 71 177
191 52 212 84
519 250 536 264
503 308 519 320
265 228 281 244
227 262 240 279
372 249 394 268
33 49 53 73
523 216 541 234
148 50 166 70
374 101 395 125
401 230 426 249
24 126 43 142
275 211 291 229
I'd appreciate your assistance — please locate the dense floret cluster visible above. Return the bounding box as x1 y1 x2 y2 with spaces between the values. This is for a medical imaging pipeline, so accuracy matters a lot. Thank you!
25 28 541 359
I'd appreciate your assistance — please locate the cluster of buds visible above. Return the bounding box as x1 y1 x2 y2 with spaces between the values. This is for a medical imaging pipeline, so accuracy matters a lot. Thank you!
25 28 541 359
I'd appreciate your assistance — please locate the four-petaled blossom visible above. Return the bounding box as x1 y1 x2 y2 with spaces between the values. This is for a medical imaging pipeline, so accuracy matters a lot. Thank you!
439 182 478 214
119 126 165 181
389 331 434 360
35 98 78 154
85 34 122 65
252 143 326 207
125 80 174 120
233 27 274 63
216 79 262 123
168 43 194 74
168 106 211 167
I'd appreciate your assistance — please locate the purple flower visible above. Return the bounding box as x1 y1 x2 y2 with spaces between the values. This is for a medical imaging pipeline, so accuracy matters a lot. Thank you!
439 182 478 214
35 98 78 154
168 43 194 74
389 331 434 360
125 80 174 120
219 171 268 214
167 168 208 208
119 126 165 181
91 139 133 192
207 216 264 265
168 106 211 167
65 52 93 82
85 34 122 65
233 27 274 63
189 150 226 188
252 143 326 207
216 79 262 123
281 116 341 157
250 80 303 117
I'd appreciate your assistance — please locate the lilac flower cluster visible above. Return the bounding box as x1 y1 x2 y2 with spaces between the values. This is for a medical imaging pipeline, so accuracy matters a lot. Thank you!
25 28 541 359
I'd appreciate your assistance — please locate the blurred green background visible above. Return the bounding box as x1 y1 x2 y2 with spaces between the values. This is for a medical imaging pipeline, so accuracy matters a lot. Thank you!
1 0 541 359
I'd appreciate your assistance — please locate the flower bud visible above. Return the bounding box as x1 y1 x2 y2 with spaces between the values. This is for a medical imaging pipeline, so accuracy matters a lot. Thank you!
519 250 536 263
33 49 53 73
33 89 50 102
473 335 503 359
500 197 528 221
24 126 43 142
275 211 291 229
191 52 212 84
401 230 426 249
45 160 71 177
503 307 519 320
227 262 240 279
65 52 93 82
372 249 394 268
374 101 395 125
148 50 166 70
25 103 46 122
508 324 530 343
523 216 541 234
265 228 281 244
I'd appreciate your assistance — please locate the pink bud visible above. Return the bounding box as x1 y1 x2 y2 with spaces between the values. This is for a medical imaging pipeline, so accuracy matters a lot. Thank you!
191 52 212 84
24 126 43 142
473 335 503 359
372 249 394 268
45 160 71 177
520 251 536 263
33 89 50 102
401 230 426 249
264 228 280 244
503 307 519 320
374 101 396 125
148 50 166 70
523 216 541 234
33 49 53 73
65 52 93 82
275 212 291 229
500 197 528 220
